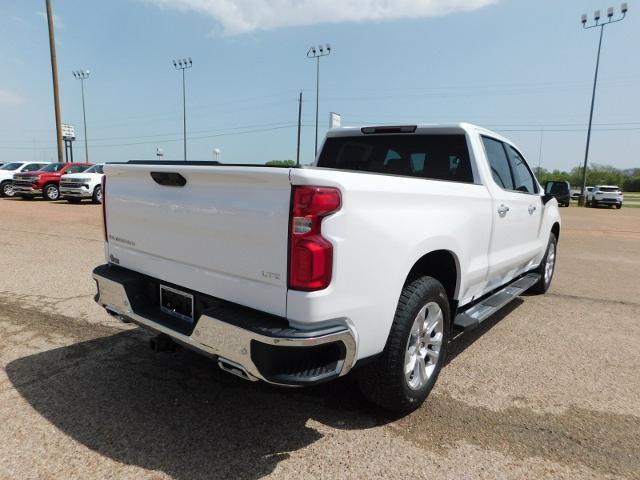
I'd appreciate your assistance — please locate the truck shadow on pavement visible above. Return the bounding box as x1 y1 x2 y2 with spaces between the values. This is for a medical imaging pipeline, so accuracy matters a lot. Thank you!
4 300 527 480
14 298 637 479
5 327 378 480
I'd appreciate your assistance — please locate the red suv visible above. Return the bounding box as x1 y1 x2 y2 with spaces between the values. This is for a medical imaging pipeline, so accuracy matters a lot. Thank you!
13 163 93 200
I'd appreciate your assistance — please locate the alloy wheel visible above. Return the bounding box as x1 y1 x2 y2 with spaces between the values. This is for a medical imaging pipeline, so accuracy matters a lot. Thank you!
404 301 444 390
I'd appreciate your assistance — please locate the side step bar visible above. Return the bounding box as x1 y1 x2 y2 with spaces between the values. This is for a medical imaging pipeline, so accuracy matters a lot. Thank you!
453 273 540 331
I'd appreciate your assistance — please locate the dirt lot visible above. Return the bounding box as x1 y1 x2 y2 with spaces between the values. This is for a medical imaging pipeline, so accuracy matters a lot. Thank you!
1 197 639 480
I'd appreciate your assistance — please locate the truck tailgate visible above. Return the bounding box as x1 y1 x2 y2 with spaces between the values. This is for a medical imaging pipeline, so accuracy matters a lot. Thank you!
103 164 292 317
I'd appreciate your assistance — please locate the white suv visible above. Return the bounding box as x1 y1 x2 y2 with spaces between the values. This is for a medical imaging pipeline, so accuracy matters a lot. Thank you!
0 162 48 197
60 164 105 203
587 185 623 209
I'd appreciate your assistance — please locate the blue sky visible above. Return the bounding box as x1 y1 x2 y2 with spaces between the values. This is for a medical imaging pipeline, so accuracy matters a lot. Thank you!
0 0 638 170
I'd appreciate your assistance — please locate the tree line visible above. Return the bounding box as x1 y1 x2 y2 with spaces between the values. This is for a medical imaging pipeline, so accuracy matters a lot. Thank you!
531 165 640 191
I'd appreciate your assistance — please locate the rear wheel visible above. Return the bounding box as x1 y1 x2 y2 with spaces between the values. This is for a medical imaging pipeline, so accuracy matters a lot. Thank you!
357 276 450 412
530 232 557 294
0 181 14 197
616 203 622 209
43 183 60 201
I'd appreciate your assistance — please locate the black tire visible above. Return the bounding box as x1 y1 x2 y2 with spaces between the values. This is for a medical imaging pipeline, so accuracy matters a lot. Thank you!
616 203 622 209
357 276 450 413
43 183 60 201
0 180 14 198
92 185 102 204
530 232 557 295
66 198 82 204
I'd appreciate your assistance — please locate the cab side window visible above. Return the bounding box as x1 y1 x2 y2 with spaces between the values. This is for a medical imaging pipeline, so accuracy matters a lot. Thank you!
24 164 43 172
481 137 514 190
506 145 538 194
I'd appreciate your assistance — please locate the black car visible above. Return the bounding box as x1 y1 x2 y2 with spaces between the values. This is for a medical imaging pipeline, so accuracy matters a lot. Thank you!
545 181 571 207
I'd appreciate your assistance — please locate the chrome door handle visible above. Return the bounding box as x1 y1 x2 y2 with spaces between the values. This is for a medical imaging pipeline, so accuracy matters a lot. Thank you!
497 204 510 217
528 205 537 215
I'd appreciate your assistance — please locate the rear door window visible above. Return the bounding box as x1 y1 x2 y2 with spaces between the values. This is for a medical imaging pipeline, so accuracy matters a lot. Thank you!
317 134 474 183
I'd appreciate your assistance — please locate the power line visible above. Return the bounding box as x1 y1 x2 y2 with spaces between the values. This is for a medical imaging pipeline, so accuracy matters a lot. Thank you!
0 124 314 150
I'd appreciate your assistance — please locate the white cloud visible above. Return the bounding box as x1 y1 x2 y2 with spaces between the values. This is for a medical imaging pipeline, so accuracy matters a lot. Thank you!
144 0 497 35
0 89 25 107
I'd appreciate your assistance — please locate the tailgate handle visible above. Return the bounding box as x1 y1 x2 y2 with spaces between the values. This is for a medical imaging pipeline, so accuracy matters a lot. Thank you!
150 172 187 187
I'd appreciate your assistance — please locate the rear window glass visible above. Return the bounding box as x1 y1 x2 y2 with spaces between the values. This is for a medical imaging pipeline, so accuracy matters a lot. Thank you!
546 182 569 194
599 187 619 192
317 134 474 183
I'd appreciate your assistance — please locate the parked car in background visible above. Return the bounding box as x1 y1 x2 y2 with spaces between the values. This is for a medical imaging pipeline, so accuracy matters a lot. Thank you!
587 185 623 208
13 162 92 200
93 123 561 412
60 164 105 204
0 162 49 197
545 181 571 207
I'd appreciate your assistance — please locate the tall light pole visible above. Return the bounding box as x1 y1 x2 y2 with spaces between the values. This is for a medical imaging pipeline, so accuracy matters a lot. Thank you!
45 0 64 163
73 70 90 162
578 3 628 206
172 57 193 161
307 44 331 157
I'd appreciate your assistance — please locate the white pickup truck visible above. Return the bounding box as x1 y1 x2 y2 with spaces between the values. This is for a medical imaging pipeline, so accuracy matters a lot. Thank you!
60 164 105 203
93 123 561 412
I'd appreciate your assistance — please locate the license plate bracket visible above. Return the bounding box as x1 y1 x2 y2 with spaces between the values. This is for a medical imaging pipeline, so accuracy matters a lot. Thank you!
160 285 194 323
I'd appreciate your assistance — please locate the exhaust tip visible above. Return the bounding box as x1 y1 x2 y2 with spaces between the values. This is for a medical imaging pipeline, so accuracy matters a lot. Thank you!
218 358 253 381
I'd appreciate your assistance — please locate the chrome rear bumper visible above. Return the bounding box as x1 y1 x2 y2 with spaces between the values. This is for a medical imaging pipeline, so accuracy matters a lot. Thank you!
92 264 357 386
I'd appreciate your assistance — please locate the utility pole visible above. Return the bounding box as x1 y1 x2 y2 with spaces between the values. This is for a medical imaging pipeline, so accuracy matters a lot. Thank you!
73 70 90 162
578 3 628 206
537 127 544 170
172 57 193 161
296 91 302 166
307 44 331 157
45 0 63 163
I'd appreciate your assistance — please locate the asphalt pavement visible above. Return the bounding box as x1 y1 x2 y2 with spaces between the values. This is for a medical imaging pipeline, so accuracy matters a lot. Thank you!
1 197 639 479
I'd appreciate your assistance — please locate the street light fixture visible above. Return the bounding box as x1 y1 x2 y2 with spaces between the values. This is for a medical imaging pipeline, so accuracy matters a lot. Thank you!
307 43 331 156
172 57 193 161
577 4 628 206
72 69 90 162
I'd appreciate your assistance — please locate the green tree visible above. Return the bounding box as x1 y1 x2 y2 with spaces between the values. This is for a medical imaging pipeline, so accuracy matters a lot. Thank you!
265 160 296 167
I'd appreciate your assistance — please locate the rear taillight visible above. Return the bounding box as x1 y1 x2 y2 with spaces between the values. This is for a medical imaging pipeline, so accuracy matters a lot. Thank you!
288 186 341 291
101 175 107 242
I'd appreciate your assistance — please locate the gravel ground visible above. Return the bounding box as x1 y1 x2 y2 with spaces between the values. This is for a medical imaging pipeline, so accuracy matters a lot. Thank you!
0 197 639 480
